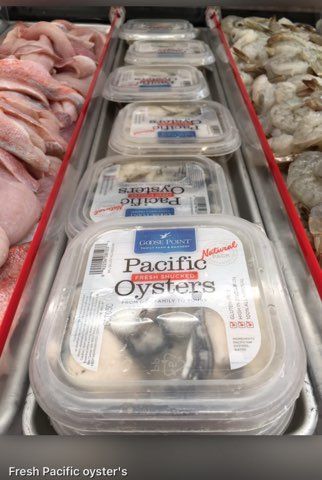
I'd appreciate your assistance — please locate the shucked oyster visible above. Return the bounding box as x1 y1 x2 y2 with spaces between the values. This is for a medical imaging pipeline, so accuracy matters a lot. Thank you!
107 307 228 381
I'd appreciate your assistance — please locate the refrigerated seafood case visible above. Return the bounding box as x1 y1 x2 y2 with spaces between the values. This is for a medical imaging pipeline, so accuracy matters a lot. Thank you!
20 16 316 434
0 5 320 435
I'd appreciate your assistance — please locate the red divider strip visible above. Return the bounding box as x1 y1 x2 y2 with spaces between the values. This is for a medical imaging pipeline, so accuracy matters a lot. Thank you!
0 17 119 356
211 12 322 298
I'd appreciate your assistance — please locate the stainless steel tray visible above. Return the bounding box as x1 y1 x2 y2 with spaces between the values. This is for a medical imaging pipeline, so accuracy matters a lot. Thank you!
22 375 318 435
0 22 115 434
205 26 322 409
21 33 317 435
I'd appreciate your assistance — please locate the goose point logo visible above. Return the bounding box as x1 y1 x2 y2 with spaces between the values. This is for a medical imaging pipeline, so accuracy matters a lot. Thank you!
135 228 196 253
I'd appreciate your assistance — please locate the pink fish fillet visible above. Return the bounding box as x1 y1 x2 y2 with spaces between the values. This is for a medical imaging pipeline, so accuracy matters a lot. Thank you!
10 116 46 153
47 156 62 176
0 38 60 60
0 227 9 268
0 110 49 172
56 55 97 78
68 28 106 59
0 59 84 110
0 243 29 324
38 110 62 133
68 37 96 60
52 20 74 31
0 78 49 106
36 174 56 209
0 100 67 157
18 22 75 59
0 92 62 130
51 100 78 127
2 25 20 46
6 35 61 71
54 72 92 97
0 168 42 245
0 148 39 192
36 156 62 208
0 91 46 119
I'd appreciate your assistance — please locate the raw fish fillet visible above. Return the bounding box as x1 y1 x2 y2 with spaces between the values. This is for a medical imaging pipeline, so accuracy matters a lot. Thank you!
0 169 41 244
36 176 54 209
0 227 9 268
0 147 39 191
0 78 49 105
0 100 67 157
18 22 75 59
0 59 84 110
0 110 49 171
56 55 97 78
68 37 96 60
54 73 91 96
0 243 29 324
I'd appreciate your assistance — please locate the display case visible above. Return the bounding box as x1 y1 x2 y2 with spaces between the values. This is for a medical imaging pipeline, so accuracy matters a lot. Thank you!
0 4 319 435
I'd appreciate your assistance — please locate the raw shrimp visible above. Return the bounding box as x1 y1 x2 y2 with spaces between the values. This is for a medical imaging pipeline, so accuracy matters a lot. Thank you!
268 132 294 156
293 111 322 150
269 101 314 134
232 29 268 63
265 54 309 81
221 16 243 36
251 74 275 113
287 151 322 208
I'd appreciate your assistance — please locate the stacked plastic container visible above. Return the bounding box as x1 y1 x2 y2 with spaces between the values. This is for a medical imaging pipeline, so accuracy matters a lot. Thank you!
30 18 306 435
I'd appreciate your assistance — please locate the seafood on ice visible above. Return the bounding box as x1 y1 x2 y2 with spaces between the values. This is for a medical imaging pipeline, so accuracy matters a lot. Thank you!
0 20 107 329
223 14 322 263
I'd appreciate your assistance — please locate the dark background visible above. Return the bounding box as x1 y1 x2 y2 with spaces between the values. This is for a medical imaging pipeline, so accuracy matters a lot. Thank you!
6 6 321 25
1 436 322 480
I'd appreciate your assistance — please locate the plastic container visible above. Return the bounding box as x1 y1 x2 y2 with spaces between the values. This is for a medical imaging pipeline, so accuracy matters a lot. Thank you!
103 66 210 103
124 40 215 67
66 156 233 238
108 101 241 158
119 19 196 42
30 215 306 435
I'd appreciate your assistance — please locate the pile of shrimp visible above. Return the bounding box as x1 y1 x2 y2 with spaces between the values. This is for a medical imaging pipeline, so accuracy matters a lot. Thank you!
222 15 322 266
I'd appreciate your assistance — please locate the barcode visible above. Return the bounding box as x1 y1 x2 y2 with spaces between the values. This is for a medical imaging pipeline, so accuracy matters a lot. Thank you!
133 111 147 125
119 71 133 84
98 174 113 195
210 124 222 135
194 196 208 214
89 243 109 275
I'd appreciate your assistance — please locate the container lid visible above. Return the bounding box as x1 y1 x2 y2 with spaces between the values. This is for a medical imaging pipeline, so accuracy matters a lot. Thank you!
125 40 215 67
119 19 196 42
30 216 306 434
66 156 234 238
109 101 241 157
103 65 210 103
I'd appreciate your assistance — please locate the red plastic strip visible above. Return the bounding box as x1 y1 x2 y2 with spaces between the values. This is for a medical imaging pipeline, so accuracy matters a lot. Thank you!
211 12 322 298
0 18 118 356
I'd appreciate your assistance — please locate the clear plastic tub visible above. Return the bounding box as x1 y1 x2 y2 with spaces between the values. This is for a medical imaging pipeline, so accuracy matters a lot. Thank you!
66 156 233 238
124 40 215 67
119 19 197 42
103 66 210 103
30 215 306 435
108 101 241 158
